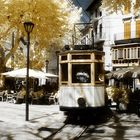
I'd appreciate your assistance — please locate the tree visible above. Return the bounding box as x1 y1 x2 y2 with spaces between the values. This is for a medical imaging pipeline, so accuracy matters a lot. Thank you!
102 0 140 14
0 0 81 70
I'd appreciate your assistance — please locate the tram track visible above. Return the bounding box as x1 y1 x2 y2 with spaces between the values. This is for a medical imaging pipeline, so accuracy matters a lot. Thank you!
73 125 89 140
39 109 113 140
42 123 89 140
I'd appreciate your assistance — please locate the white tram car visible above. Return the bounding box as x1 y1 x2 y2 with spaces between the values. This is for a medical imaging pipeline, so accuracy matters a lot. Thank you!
58 48 105 116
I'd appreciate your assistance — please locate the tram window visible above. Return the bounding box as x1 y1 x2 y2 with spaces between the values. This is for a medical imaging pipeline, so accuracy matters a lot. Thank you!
61 55 67 60
72 55 90 60
95 55 102 60
72 64 91 83
95 63 104 82
61 63 68 81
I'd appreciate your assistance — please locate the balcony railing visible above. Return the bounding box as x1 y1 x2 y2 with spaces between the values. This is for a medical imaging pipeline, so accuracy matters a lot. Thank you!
73 32 105 46
112 59 139 67
114 31 140 41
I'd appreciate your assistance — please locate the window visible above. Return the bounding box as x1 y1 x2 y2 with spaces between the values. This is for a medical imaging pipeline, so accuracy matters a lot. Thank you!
124 21 131 39
95 63 104 82
136 20 140 38
138 48 140 58
95 55 102 60
124 49 127 59
72 64 91 83
127 48 130 58
61 63 68 82
118 49 123 59
61 55 67 60
72 55 90 60
131 48 134 59
114 50 117 60
134 48 137 59
112 50 115 60
95 26 97 35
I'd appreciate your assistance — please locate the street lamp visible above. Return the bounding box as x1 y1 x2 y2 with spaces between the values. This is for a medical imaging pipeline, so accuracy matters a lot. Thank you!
24 21 34 121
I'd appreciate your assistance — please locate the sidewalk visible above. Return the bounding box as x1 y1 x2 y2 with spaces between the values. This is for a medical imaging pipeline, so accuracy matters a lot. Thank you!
0 102 65 140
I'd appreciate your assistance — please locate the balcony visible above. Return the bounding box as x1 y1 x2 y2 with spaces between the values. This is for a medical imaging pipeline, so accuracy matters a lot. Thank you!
114 31 140 45
72 32 105 48
112 59 139 68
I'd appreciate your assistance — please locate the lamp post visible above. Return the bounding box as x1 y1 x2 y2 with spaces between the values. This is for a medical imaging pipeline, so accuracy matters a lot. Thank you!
24 21 34 121
11 32 15 68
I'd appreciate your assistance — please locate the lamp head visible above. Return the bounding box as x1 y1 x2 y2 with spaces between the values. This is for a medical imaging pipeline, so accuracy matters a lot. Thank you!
24 22 34 33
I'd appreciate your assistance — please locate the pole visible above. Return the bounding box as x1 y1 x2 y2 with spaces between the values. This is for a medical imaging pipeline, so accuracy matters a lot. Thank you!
24 21 34 121
92 32 94 50
11 32 14 68
26 32 30 121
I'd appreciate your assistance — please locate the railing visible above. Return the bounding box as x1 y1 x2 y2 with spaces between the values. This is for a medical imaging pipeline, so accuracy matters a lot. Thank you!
114 31 140 41
73 33 105 46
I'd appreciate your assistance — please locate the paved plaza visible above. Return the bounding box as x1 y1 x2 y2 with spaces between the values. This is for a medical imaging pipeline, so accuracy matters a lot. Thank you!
0 102 140 140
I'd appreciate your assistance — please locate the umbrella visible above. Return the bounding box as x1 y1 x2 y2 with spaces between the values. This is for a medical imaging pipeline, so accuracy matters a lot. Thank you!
114 68 132 79
106 67 132 79
106 71 115 79
130 66 140 78
1 68 58 79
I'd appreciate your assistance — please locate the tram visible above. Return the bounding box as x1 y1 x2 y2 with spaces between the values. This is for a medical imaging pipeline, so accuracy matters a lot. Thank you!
58 45 106 117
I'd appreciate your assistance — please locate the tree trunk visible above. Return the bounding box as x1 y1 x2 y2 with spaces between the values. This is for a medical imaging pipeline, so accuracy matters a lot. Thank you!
0 46 5 89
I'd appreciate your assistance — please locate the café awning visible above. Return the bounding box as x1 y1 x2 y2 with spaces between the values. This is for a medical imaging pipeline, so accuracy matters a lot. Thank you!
106 67 133 79
1 68 58 79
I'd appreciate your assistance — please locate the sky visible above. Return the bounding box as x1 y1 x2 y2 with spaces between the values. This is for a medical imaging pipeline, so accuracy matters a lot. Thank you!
72 0 94 10
71 0 94 23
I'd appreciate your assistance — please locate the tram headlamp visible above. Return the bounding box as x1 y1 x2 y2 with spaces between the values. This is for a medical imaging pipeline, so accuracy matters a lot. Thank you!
77 97 86 107
99 74 104 82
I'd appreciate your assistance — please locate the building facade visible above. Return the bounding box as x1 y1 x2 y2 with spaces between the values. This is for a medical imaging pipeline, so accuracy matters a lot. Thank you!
74 0 140 71
112 6 140 70
79 0 115 71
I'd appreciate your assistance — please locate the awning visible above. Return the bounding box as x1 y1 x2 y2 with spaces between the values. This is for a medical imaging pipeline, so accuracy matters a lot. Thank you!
1 68 58 79
106 67 133 79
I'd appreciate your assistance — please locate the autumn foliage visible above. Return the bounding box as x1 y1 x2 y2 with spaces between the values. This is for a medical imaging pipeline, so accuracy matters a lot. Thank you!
102 0 140 14
0 0 81 70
